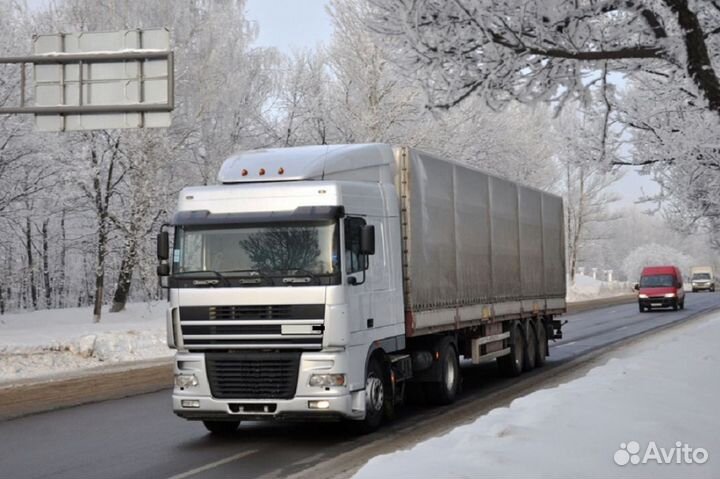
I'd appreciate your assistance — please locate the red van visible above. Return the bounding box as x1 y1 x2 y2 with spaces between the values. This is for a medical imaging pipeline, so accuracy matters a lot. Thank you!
637 265 685 312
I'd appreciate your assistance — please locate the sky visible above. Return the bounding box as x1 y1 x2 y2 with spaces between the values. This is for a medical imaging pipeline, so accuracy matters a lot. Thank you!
245 0 333 52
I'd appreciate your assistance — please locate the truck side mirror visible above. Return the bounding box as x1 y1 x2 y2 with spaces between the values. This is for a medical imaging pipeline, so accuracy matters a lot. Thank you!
632 283 639 291
360 225 375 255
157 263 170 277
157 231 169 260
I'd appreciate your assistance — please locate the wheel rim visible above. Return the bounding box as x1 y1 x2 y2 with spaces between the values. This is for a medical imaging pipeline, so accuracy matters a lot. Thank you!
366 373 384 412
444 354 456 393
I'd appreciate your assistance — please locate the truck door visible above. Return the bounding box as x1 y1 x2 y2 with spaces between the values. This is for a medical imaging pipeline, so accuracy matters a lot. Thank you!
345 216 374 339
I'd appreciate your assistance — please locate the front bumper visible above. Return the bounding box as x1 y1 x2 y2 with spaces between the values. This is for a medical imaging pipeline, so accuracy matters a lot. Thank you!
692 283 713 291
173 393 363 421
172 351 366 422
639 297 677 308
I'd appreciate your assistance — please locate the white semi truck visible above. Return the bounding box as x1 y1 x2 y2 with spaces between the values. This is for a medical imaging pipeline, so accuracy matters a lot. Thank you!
157 144 566 434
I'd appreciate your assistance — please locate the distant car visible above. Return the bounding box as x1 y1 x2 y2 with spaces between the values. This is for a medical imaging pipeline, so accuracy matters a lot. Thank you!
635 265 685 312
690 266 715 292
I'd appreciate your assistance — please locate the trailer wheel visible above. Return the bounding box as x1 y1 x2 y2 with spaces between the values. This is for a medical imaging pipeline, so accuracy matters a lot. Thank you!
424 339 460 406
535 319 548 367
498 321 524 377
523 321 537 371
202 420 240 435
351 357 386 434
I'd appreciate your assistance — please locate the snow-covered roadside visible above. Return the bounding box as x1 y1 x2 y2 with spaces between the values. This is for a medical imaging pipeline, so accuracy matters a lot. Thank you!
567 274 633 302
353 312 720 479
0 302 172 383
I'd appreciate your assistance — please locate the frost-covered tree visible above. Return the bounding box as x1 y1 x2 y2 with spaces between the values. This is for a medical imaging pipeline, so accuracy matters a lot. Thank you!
326 0 428 144
616 71 720 246
369 0 720 119
369 0 720 248
621 243 695 280
556 98 624 283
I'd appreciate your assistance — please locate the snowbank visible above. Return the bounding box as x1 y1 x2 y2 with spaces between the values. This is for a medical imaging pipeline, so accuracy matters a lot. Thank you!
353 312 720 479
0 302 171 383
567 274 633 302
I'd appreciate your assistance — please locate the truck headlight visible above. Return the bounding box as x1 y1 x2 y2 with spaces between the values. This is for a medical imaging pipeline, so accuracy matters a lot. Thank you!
309 374 346 387
664 293 676 298
175 374 199 388
638 294 648 299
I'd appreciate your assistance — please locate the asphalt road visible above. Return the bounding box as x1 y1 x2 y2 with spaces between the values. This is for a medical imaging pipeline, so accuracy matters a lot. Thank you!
2 292 719 479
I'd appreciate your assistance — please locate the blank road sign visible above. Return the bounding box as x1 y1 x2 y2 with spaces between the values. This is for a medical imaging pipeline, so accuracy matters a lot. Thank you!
33 28 172 131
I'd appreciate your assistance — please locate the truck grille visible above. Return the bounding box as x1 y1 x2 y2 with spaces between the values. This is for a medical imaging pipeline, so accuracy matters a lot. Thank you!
179 304 324 351
205 352 300 399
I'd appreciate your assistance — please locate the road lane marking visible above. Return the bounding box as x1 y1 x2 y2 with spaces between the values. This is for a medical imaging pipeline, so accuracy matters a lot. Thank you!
166 449 258 479
555 341 577 348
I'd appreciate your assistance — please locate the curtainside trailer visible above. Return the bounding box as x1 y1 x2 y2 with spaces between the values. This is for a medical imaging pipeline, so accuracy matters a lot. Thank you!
157 144 566 433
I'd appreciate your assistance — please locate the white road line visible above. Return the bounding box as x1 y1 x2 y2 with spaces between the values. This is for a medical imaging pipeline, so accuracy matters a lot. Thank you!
166 449 258 479
555 341 577 348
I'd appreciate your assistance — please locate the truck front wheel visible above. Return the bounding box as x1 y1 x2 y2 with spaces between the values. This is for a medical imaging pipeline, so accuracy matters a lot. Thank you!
351 357 386 434
202 420 240 435
498 321 524 377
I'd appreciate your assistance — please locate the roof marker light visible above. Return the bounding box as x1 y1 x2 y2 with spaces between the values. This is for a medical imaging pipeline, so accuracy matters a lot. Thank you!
241 169 248 176
278 167 285 175
259 168 266 176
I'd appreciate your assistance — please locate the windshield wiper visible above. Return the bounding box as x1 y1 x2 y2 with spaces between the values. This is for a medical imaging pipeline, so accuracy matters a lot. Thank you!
172 270 230 286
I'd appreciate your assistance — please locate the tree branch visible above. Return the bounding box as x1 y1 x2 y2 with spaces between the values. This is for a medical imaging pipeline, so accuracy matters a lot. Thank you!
663 0 720 117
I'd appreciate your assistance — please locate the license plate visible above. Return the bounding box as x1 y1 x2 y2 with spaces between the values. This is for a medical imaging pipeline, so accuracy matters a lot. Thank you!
651 303 662 307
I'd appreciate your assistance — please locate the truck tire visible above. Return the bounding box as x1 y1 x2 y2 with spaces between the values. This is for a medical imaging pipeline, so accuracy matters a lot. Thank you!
672 300 678 311
535 319 548 368
424 339 460 406
523 321 537 371
351 357 386 434
639 304 645 313
202 420 240 435
498 321 524 377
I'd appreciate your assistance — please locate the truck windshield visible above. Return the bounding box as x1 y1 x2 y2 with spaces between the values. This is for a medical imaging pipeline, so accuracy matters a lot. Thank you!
172 221 340 286
639 274 675 288
693 273 711 280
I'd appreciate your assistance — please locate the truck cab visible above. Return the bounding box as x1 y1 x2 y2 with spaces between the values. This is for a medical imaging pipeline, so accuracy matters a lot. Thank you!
637 265 685 312
160 145 405 433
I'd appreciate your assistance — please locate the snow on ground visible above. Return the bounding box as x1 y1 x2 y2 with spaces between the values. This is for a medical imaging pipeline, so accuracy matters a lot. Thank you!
567 274 633 302
354 312 720 479
0 302 171 383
